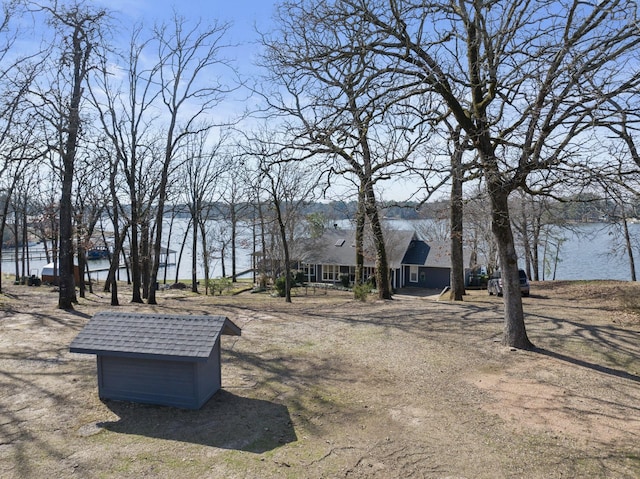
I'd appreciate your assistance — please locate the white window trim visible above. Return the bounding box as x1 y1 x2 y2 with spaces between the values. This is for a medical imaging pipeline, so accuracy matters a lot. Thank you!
409 265 419 283
322 264 339 281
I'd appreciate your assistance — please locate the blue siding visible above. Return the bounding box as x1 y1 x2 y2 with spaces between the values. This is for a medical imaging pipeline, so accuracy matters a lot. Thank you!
404 266 451 289
98 355 206 409
194 338 222 407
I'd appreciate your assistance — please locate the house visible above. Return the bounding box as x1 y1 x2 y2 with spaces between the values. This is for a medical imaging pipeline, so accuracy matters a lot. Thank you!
70 311 241 410
300 228 467 290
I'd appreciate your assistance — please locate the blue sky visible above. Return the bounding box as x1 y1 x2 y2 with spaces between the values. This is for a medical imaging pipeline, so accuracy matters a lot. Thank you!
103 0 277 42
90 0 277 78
83 0 418 201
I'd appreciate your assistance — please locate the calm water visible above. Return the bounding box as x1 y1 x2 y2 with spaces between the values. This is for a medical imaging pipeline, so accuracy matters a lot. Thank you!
3 220 638 283
549 222 637 281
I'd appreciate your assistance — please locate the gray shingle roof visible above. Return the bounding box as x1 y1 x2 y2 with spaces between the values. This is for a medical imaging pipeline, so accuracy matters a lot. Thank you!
302 228 416 268
70 311 241 362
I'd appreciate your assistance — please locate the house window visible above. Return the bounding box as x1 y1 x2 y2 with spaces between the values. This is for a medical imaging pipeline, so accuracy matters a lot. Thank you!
410 266 418 283
322 265 340 281
362 266 375 283
302 264 316 280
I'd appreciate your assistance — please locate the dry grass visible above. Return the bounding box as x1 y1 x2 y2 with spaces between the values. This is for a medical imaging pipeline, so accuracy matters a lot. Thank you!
0 281 639 478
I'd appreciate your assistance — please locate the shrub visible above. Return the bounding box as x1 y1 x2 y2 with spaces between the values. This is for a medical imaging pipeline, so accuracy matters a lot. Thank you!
353 282 372 302
208 277 232 296
274 275 288 297
295 271 306 285
340 274 350 288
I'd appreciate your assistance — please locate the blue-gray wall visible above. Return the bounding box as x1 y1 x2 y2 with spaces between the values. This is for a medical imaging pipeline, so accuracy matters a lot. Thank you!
404 266 450 289
96 339 222 409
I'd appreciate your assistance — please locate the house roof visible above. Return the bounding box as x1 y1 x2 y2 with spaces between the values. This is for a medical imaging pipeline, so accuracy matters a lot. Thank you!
69 311 241 362
301 228 473 271
424 241 456 268
302 228 416 269
401 239 431 266
401 240 456 268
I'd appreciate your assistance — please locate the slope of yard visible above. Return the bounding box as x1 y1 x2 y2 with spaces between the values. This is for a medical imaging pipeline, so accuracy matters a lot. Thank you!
0 281 638 478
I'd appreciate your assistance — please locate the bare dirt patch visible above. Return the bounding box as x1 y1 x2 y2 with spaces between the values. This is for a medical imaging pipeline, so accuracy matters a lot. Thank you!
0 281 639 478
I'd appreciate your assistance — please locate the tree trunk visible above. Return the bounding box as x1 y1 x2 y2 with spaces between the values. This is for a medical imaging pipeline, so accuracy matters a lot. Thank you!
108 228 127 307
354 186 365 290
531 216 541 281
489 186 534 350
199 219 210 295
191 207 199 292
175 218 191 284
129 198 143 302
450 129 466 301
364 182 391 300
273 196 292 303
163 213 175 285
76 226 86 299
257 201 268 280
147 139 173 305
141 221 151 300
58 157 76 309
231 204 237 282
623 217 636 281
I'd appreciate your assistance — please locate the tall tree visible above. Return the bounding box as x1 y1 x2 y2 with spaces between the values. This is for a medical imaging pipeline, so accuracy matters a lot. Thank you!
257 155 320 303
263 4 428 299
179 129 225 293
313 0 640 348
0 2 42 292
146 13 235 304
91 23 162 303
216 155 251 283
31 1 107 309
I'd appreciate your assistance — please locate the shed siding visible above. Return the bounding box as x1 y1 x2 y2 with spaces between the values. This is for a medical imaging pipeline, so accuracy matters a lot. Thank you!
194 338 222 408
98 355 198 409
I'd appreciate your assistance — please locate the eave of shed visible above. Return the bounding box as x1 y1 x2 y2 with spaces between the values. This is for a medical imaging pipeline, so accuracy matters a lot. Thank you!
69 311 241 362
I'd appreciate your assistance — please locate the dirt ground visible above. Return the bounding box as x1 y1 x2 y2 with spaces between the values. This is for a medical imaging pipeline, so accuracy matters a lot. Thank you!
0 280 639 478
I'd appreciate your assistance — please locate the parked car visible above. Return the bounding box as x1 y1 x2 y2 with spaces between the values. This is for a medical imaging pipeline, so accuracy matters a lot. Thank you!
487 269 530 297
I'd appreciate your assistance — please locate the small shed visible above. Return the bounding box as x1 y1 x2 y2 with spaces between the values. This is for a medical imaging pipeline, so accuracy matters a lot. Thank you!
41 262 81 285
70 311 241 409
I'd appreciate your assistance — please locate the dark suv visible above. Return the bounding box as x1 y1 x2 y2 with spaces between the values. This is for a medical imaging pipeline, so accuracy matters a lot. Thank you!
487 269 530 297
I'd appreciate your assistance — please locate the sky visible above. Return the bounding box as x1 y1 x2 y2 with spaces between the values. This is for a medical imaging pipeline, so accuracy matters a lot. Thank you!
84 0 424 202
105 0 278 45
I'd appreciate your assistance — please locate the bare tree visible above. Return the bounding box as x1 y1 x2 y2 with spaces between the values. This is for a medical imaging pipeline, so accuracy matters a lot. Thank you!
146 13 236 305
91 22 163 303
216 156 252 282
304 0 640 348
29 1 108 309
178 129 226 293
257 156 321 303
263 5 429 299
0 2 43 291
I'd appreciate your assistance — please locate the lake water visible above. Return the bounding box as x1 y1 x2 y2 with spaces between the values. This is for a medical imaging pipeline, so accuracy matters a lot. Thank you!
547 222 637 281
2 220 638 284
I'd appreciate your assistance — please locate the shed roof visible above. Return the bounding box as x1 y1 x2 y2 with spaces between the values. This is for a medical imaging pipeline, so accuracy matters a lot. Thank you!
70 311 241 362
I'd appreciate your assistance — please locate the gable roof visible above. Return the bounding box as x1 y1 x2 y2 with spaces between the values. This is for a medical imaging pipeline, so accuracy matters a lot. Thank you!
402 239 471 268
70 311 241 362
401 239 431 266
423 241 456 268
302 228 416 269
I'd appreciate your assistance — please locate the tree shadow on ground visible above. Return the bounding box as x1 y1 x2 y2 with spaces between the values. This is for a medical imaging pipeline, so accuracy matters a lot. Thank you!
533 347 640 383
98 390 297 453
